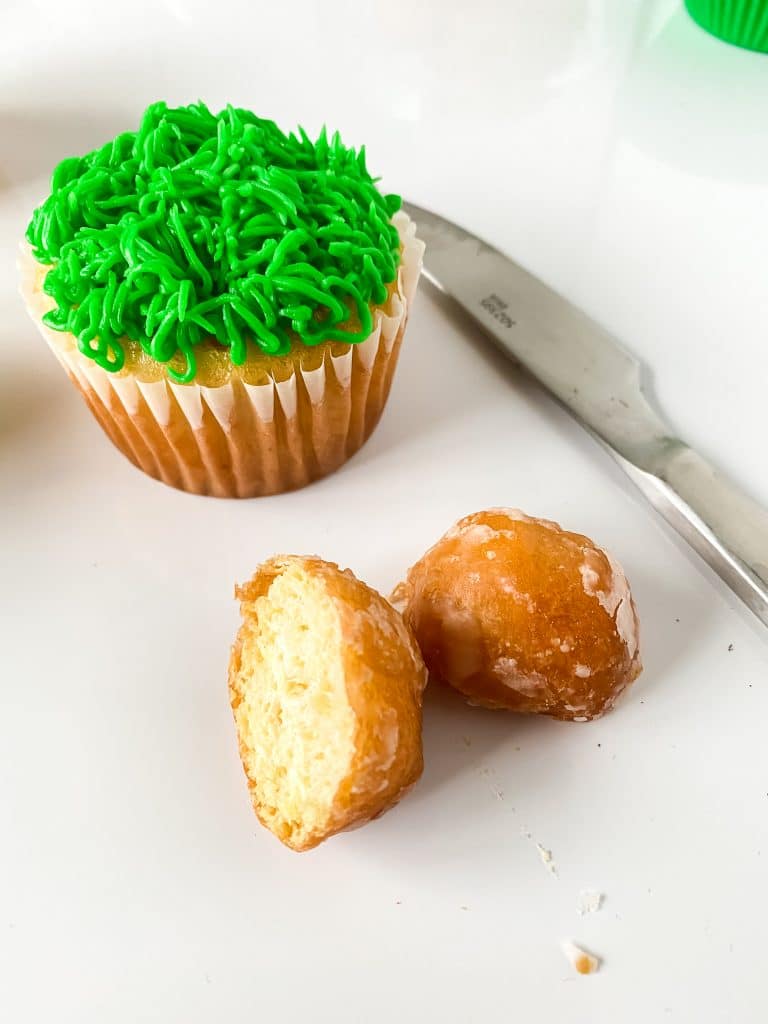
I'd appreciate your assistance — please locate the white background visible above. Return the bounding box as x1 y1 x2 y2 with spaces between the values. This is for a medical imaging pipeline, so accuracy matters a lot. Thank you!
2 1 767 1021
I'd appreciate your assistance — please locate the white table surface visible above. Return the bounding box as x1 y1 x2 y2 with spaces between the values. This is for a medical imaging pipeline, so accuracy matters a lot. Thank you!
2 2 767 1021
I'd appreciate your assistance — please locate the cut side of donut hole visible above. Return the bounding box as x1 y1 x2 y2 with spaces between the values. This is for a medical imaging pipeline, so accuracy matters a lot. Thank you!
230 562 356 851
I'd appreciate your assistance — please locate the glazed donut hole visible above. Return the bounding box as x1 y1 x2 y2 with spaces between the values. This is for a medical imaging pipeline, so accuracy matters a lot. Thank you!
229 556 426 851
396 508 641 721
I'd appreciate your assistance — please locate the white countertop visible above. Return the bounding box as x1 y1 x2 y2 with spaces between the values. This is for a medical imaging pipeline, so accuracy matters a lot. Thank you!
1 2 767 1021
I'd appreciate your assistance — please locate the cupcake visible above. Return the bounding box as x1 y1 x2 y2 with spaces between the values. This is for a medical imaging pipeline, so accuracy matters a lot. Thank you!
20 101 423 497
684 0 768 52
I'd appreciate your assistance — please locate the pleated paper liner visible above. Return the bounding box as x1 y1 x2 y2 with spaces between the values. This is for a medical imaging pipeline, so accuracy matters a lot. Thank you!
20 210 424 498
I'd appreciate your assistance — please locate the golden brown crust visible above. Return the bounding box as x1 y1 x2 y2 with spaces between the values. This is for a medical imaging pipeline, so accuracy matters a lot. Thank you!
398 509 641 721
229 556 427 850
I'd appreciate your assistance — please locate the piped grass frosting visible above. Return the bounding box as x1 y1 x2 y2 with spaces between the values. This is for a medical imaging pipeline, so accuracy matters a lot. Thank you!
26 101 403 384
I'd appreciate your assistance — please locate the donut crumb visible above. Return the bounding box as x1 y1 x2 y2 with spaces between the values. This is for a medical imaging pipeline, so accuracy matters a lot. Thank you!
561 940 600 975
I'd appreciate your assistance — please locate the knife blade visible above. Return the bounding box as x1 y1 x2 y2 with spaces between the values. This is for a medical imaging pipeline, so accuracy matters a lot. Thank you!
403 199 768 629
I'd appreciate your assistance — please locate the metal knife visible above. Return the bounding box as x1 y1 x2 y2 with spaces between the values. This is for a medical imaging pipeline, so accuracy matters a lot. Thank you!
402 200 768 629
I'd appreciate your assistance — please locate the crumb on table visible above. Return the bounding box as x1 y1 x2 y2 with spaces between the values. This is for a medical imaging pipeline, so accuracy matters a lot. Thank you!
576 889 603 916
561 939 601 975
536 843 558 877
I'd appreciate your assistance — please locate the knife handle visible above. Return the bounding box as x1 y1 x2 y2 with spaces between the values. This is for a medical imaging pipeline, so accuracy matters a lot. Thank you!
627 442 768 626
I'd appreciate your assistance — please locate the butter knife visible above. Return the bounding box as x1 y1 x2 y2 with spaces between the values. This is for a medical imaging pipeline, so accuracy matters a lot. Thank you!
403 200 768 629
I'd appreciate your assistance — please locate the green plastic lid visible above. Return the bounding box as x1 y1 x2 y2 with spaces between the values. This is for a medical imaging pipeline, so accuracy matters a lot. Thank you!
684 0 768 53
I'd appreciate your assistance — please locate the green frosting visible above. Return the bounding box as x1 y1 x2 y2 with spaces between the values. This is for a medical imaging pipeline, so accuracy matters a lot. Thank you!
26 101 402 383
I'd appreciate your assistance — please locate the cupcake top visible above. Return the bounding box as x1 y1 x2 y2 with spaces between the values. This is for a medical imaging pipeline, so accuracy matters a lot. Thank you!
26 101 402 383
